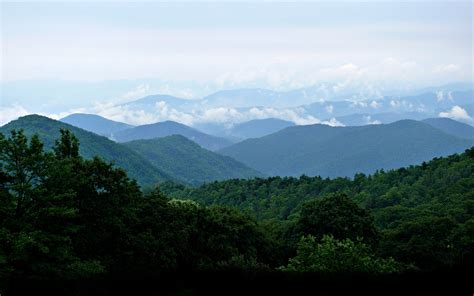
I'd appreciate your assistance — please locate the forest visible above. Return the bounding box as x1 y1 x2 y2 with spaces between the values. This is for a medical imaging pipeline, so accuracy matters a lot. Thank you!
0 129 472 295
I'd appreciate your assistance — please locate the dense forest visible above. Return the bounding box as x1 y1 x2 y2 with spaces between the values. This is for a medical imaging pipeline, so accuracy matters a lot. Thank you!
0 129 472 295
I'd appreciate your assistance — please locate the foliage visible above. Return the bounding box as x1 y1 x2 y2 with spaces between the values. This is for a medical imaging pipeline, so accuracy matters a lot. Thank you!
0 115 171 186
0 128 472 286
124 135 262 186
293 193 379 244
281 235 405 274
219 119 474 177
165 147 474 270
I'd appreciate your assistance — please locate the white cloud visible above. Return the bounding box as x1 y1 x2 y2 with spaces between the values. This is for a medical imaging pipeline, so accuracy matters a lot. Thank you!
436 90 444 102
370 100 381 109
363 115 382 125
0 105 30 126
350 101 368 108
325 105 334 114
439 106 472 121
390 100 401 108
434 64 460 74
321 118 345 127
121 84 151 102
447 91 453 101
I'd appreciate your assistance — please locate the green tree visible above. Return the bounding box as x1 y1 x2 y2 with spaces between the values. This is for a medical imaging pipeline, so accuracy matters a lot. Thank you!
281 235 404 274
293 193 379 244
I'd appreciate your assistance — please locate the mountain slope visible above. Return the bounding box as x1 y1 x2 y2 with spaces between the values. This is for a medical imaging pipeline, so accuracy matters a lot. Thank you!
219 120 474 177
422 118 474 140
114 121 232 151
60 113 133 137
120 94 194 111
124 135 263 185
0 115 171 186
229 118 295 139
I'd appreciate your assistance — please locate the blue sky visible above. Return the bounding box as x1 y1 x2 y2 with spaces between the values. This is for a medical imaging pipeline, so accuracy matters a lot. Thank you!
1 1 473 122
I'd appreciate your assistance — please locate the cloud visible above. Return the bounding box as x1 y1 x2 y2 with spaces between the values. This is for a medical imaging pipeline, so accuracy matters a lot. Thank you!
91 100 196 126
434 64 460 74
121 84 151 102
325 105 334 114
321 118 345 127
436 90 444 102
0 105 30 126
447 91 453 101
439 106 472 121
363 115 382 125
370 100 381 109
390 100 401 108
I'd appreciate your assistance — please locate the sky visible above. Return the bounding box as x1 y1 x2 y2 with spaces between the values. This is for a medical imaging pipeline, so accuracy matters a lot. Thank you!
0 0 473 124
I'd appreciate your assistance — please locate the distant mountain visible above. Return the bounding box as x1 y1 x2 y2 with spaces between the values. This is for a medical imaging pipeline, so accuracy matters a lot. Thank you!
0 115 172 186
422 118 474 140
303 90 473 120
229 118 295 139
194 118 295 141
60 113 133 137
219 120 474 177
329 112 428 126
114 121 233 151
120 94 194 111
124 135 263 186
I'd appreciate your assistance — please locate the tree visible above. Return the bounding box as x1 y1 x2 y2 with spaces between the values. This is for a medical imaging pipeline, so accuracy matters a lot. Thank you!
379 216 457 270
53 129 79 159
293 193 379 244
281 235 404 274
0 130 46 220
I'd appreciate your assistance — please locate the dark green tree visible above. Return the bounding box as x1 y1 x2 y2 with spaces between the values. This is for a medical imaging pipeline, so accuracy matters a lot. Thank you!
281 235 405 274
293 193 379 244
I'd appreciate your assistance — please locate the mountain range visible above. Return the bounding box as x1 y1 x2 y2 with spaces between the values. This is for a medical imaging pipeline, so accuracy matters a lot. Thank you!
4 112 472 186
0 115 262 186
219 119 474 177
0 115 171 186
113 120 233 151
61 113 133 136
124 135 262 185
194 118 295 141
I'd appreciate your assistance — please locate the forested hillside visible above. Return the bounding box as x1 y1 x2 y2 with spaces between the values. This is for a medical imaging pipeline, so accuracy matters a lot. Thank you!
0 115 171 185
114 120 232 151
1 129 472 295
124 135 262 185
164 147 474 271
219 120 474 177
60 113 133 137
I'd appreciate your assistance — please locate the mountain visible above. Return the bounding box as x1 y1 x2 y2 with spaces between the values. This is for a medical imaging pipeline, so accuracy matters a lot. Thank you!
194 118 295 141
328 112 428 126
228 118 295 139
0 115 172 186
120 94 195 111
219 120 474 177
60 113 133 137
422 118 474 140
303 90 473 120
114 121 233 151
124 135 263 186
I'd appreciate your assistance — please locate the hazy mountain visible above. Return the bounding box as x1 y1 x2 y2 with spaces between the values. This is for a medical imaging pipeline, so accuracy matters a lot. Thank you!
0 115 172 186
219 120 474 177
304 90 473 120
330 112 428 126
60 113 133 137
194 118 295 141
228 118 295 139
114 120 233 151
124 135 263 186
422 118 474 140
120 94 195 111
